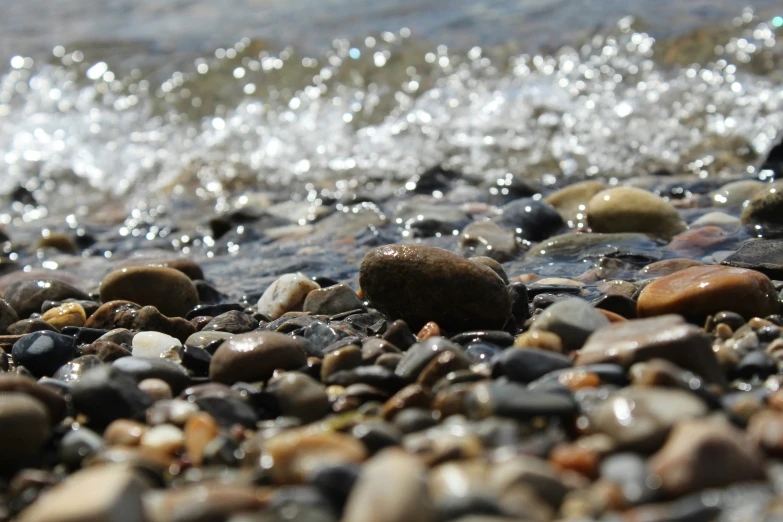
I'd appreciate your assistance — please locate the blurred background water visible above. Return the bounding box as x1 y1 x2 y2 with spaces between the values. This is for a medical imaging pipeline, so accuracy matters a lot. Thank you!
0 0 782 230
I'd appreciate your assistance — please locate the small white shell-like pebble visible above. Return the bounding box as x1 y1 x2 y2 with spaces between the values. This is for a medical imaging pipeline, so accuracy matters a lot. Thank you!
131 331 182 358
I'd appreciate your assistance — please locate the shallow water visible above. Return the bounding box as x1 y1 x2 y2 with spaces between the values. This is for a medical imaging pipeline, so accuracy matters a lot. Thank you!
0 1 782 296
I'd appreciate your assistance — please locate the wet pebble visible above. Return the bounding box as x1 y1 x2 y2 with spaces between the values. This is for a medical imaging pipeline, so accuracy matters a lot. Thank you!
200 310 257 334
304 283 365 316
531 297 609 351
71 365 153 428
587 186 685 236
210 330 308 384
4 278 89 319
12 330 75 377
131 330 182 358
0 393 50 467
100 266 199 317
256 273 320 320
459 221 518 261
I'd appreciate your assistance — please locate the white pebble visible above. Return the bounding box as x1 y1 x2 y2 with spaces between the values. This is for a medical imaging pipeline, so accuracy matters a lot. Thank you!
256 273 319 319
140 424 185 454
132 331 182 358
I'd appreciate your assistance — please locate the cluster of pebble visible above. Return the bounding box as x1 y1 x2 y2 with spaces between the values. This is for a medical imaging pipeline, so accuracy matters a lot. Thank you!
5 156 783 521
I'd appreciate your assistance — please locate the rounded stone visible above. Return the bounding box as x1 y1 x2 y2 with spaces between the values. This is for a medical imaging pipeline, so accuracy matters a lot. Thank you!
209 331 308 384
41 302 86 330
531 298 609 351
492 197 564 242
12 331 75 377
544 180 606 228
586 187 686 236
710 180 765 210
99 266 199 318
4 278 90 319
0 393 51 467
303 283 365 316
741 180 783 236
459 221 518 261
359 244 511 331
637 265 779 322
131 331 182 358
256 273 320 320
267 372 331 423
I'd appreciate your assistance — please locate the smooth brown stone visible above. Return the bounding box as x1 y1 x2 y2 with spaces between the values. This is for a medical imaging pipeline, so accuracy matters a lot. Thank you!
417 321 441 340
265 428 367 484
648 416 766 497
18 465 149 522
37 231 77 252
576 315 725 386
0 374 67 423
513 330 564 353
382 384 431 420
146 483 268 522
639 258 703 278
103 419 148 447
637 265 779 322
586 187 685 236
117 257 205 280
0 393 51 467
209 331 307 384
359 244 511 331
85 301 141 330
7 318 58 335
321 344 362 381
596 309 627 323
42 302 87 329
3 277 90 318
100 266 199 318
417 350 471 389
81 340 132 362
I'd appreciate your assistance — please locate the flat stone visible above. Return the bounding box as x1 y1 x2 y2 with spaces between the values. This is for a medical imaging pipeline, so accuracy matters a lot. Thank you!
395 337 466 381
100 266 199 318
531 297 609 351
492 347 572 383
359 244 511 331
256 273 320 320
209 331 308 384
4 278 89 319
200 310 257 334
131 331 182 358
71 365 153 428
575 315 726 386
0 298 19 334
466 381 578 420
12 330 75 377
7 318 58 335
0 393 50 467
303 283 365 316
589 387 709 452
459 221 518 261
586 187 686 236
343 448 434 522
18 465 149 522
524 232 661 262
648 416 766 496
722 239 783 280
637 265 779 321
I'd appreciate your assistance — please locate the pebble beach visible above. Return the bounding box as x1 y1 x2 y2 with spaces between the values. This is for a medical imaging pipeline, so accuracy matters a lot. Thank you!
4 3 783 522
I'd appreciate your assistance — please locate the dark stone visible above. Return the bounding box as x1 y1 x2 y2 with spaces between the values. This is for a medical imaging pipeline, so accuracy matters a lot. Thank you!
325 366 406 395
180 344 212 377
382 320 417 350
59 426 104 469
195 396 258 428
185 303 244 320
0 374 68 423
309 463 360 513
296 321 351 353
467 381 578 420
492 348 572 383
722 239 783 280
591 294 638 319
4 279 89 319
508 282 530 326
71 365 153 428
492 197 564 241
450 330 514 348
60 327 109 345
80 340 132 362
406 164 461 195
392 408 439 434
52 354 102 382
7 318 58 335
112 357 191 394
360 245 511 331
303 284 365 316
395 337 466 381
11 331 75 377
733 350 778 380
351 421 403 454
0 298 19 334
194 280 225 305
200 310 257 334
464 342 502 364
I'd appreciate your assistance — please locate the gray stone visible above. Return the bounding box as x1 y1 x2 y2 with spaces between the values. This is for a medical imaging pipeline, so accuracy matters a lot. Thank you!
531 297 609 351
722 239 783 280
267 372 330 423
303 283 365 316
459 221 518 262
395 337 466 381
4 278 89 319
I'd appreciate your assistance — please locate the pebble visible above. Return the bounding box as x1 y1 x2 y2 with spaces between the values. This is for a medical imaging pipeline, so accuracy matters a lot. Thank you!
103 419 147 446
0 298 19 333
100 266 200 318
741 180 783 236
138 378 174 401
256 273 320 320
467 381 578 420
209 330 308 384
12 330 75 377
589 387 709 452
18 465 149 522
71 365 153 428
710 179 765 209
184 412 220 466
268 372 331 423
648 416 766 496
131 330 182 358
117 257 205 280
265 429 367 484
321 344 363 381
53 354 102 382
0 393 50 467
493 347 572 383
459 221 518 261
395 337 466 381
200 310 257 334
469 257 509 284
722 238 783 280
59 426 104 468
41 302 86 329
359 244 511 331
639 258 703 278
492 197 564 242
531 297 609 351
184 330 233 352
576 314 726 385
7 317 58 335
140 423 185 455
637 265 779 321
0 374 67 422
586 186 686 236
3 278 89 318
304 283 366 316
544 180 606 227
81 340 131 361
343 448 434 522
514 330 564 352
